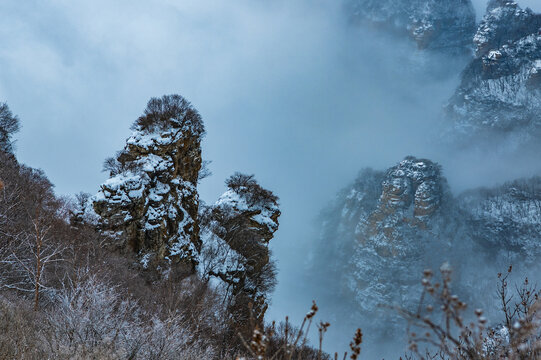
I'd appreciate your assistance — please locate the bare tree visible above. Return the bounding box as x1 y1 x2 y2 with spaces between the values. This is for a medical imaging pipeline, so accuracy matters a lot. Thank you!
0 162 65 310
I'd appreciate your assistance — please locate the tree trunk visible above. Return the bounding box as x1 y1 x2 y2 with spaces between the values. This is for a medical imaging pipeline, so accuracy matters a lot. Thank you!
34 209 42 311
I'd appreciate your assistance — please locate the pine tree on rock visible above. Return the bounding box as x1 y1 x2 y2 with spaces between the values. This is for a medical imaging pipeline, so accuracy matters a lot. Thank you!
93 95 205 273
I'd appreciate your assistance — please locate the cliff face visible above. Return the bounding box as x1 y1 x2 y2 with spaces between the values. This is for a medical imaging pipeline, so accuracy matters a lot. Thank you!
446 1 541 141
474 0 541 57
345 0 476 53
307 157 458 337
459 177 541 263
347 158 457 329
368 157 447 251
319 158 450 259
93 95 205 271
308 156 541 339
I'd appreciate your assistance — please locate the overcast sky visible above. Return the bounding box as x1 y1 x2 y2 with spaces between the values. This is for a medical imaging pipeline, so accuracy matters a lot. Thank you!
2 0 540 199
2 0 541 351
2 0 540 196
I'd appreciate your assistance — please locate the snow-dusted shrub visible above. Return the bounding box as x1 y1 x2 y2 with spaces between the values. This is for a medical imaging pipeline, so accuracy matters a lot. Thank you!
46 272 143 358
402 265 541 359
46 270 216 359
0 296 49 359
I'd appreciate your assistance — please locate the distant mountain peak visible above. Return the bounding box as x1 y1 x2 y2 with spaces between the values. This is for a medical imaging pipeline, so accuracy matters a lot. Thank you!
307 156 541 342
346 0 476 53
445 1 541 143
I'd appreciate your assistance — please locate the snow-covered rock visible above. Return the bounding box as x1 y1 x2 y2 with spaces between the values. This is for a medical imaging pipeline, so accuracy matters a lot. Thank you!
345 0 476 53
308 157 460 338
199 173 280 327
307 156 541 341
446 1 541 142
459 176 541 264
92 95 205 271
474 0 541 57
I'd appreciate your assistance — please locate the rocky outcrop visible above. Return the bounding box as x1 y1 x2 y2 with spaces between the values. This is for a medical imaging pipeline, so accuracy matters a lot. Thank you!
307 157 458 340
199 173 280 336
93 95 205 271
199 173 280 324
307 156 541 342
348 158 457 325
474 0 541 57
446 1 541 141
369 157 447 249
346 0 476 53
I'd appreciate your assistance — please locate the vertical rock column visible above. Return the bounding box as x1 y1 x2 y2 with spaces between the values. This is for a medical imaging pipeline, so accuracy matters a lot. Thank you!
93 95 205 272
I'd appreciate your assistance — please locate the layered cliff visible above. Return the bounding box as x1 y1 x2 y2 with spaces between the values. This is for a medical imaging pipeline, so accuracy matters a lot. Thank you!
200 174 280 289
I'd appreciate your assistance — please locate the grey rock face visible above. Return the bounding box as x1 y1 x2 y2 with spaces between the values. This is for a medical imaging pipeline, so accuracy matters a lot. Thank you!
346 0 476 53
446 1 541 141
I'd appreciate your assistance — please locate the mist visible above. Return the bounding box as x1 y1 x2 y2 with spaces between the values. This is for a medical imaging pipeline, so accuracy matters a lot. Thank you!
1 0 541 357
